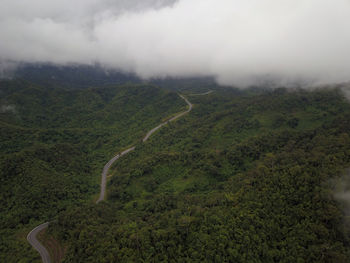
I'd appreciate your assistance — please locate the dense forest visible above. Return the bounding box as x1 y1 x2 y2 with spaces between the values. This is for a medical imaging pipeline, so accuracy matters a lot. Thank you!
50 86 350 262
0 78 186 262
1 67 350 262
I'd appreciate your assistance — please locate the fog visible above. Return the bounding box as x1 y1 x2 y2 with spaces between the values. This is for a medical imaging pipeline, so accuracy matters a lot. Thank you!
1 0 350 87
334 170 350 218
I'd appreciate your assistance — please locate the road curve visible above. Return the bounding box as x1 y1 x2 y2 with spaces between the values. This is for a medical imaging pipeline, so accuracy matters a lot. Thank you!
142 94 192 142
188 90 213 96
28 91 211 262
96 146 135 203
97 93 192 203
27 222 51 263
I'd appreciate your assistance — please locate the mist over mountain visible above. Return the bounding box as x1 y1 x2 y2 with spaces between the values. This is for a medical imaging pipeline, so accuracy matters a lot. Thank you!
3 2 350 262
1 0 350 87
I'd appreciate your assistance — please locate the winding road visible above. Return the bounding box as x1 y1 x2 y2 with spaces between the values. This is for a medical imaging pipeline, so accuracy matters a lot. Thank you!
188 90 213 96
96 146 136 203
27 222 51 263
97 94 192 203
142 95 192 142
27 92 211 262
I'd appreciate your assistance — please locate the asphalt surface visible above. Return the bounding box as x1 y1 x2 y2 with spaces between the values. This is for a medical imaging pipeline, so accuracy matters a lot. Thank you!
142 94 192 142
27 222 51 263
96 146 136 203
188 90 213 96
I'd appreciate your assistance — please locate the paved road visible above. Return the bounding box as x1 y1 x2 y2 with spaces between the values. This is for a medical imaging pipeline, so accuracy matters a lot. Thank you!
142 94 192 142
28 91 210 262
96 146 136 203
97 93 192 203
27 222 51 263
188 90 213 96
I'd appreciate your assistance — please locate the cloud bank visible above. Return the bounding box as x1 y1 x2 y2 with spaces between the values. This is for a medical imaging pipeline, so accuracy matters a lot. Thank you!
1 0 350 86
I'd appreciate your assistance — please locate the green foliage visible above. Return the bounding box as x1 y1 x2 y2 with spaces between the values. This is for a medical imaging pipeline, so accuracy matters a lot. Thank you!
0 80 185 262
52 88 350 262
2 78 350 262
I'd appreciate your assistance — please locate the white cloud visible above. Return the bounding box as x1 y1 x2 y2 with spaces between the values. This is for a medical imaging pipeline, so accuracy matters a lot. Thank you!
0 104 16 114
1 0 350 87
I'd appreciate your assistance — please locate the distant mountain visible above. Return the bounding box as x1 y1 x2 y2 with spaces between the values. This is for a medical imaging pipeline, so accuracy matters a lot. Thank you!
14 64 140 89
13 63 220 93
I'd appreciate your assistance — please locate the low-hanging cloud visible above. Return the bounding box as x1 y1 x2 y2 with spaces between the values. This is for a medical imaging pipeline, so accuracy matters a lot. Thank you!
1 0 350 87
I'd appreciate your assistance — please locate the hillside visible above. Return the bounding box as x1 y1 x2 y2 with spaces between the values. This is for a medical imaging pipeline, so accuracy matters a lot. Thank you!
2 77 350 262
0 79 186 262
48 87 350 262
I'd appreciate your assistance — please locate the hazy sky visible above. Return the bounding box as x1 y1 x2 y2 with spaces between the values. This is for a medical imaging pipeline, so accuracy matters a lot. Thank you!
1 0 350 86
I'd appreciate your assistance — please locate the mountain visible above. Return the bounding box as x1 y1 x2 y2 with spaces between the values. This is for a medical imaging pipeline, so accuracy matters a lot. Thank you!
13 64 140 89
14 63 220 93
1 73 350 262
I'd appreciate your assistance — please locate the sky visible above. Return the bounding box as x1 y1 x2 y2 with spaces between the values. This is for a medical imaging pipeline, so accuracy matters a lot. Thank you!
1 0 350 87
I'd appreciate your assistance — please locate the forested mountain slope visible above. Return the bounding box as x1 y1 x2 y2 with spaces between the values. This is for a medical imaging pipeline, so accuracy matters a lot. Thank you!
51 88 350 262
0 79 186 262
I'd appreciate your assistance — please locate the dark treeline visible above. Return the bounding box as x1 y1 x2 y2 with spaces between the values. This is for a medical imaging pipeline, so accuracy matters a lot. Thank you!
14 64 220 93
